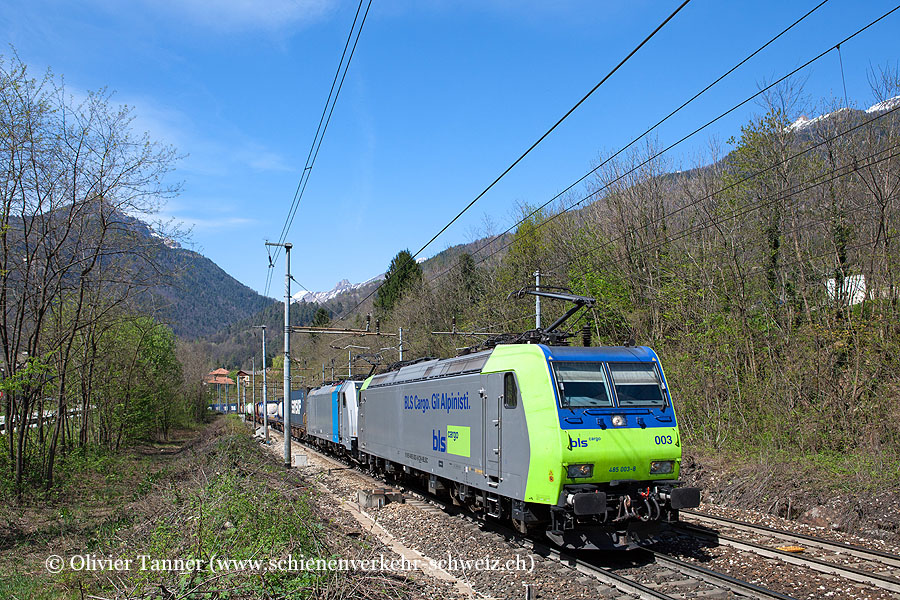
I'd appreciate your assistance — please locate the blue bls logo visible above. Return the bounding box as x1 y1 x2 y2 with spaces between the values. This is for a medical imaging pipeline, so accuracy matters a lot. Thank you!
569 437 588 450
432 429 446 453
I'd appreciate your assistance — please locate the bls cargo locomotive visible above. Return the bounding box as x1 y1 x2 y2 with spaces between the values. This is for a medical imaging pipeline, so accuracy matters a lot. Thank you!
267 340 699 550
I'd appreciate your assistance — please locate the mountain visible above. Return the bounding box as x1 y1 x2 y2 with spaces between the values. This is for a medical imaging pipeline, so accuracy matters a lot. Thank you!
149 245 277 339
196 299 324 369
787 95 900 132
866 95 900 114
5 204 276 340
293 274 385 304
283 235 513 325
95 212 277 339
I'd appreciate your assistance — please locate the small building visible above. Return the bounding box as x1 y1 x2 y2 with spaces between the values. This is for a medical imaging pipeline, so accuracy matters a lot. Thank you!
204 368 236 413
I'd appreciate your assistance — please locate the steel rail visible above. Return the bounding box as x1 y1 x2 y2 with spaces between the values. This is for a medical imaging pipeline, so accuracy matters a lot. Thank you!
675 522 900 594
646 550 799 600
682 510 900 568
270 415 801 600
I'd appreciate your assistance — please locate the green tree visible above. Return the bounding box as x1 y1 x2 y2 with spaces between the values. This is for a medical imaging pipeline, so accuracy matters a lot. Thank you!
458 253 481 305
312 307 330 327
374 250 423 314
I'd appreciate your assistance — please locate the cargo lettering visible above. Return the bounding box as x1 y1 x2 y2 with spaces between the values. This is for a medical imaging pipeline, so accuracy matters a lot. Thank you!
404 392 471 414
446 425 471 457
568 435 601 449
433 426 471 457
432 429 447 452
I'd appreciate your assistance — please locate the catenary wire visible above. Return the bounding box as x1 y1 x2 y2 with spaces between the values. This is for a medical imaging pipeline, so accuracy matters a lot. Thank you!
557 141 900 288
331 2 898 345
428 0 831 287
550 104 900 278
426 3 900 288
462 140 900 344
265 0 373 295
341 0 895 321
335 0 692 318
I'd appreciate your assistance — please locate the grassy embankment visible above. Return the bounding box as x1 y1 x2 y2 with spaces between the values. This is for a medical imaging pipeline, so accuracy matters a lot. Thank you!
0 416 409 599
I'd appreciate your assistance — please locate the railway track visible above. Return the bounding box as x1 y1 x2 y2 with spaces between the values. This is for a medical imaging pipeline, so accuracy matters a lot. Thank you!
255 417 900 599
675 510 900 595
268 421 802 600
419 496 802 600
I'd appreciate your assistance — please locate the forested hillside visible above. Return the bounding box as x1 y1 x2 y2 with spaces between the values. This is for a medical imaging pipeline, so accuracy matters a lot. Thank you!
148 246 277 339
293 80 900 477
192 300 323 369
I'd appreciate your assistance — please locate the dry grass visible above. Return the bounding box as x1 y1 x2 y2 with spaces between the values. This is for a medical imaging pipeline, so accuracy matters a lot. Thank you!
0 417 435 599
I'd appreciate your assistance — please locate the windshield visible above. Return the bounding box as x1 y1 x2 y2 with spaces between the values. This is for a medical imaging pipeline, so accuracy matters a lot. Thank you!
608 362 666 407
552 362 613 408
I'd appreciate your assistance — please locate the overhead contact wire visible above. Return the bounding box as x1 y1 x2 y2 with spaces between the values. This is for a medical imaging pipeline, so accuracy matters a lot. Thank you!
430 2 900 284
338 0 692 319
266 0 372 295
434 0 831 284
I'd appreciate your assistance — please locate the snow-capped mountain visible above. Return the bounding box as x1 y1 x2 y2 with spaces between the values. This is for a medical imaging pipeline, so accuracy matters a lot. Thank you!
291 257 425 304
866 95 900 114
292 274 385 304
788 107 851 131
788 95 900 131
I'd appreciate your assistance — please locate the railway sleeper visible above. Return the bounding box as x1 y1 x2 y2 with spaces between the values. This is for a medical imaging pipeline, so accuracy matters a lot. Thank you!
267 418 694 551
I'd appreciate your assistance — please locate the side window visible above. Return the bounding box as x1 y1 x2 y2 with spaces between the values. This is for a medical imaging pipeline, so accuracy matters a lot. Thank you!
341 393 346 407
503 373 518 409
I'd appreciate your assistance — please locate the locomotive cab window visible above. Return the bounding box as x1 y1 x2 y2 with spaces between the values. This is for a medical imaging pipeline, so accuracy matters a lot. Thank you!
503 373 518 409
607 362 666 407
552 362 612 408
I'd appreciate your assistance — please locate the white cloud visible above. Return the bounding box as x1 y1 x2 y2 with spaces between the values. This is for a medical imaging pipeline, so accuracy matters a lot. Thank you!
120 95 192 149
155 210 255 232
111 94 296 176
247 150 296 173
144 0 336 32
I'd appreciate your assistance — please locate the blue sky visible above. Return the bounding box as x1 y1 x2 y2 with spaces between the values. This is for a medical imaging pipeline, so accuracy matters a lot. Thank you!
3 0 899 298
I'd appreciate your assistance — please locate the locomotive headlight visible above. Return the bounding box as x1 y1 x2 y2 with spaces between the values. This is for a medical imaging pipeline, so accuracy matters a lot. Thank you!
566 463 594 479
611 414 626 427
650 460 675 474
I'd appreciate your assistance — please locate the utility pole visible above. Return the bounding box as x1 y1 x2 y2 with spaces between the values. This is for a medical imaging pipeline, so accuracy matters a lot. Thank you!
266 238 293 467
251 356 256 410
399 327 404 361
534 270 541 329
252 325 268 444
236 372 240 414
284 245 292 467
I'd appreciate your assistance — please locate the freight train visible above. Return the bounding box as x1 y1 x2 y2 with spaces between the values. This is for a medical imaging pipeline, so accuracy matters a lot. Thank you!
254 342 700 550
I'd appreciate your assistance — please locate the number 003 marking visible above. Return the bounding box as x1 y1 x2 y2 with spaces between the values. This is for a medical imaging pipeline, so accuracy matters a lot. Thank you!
654 435 673 445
